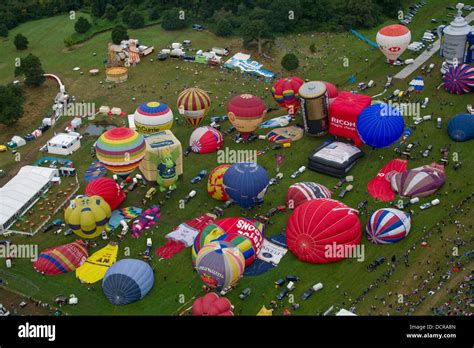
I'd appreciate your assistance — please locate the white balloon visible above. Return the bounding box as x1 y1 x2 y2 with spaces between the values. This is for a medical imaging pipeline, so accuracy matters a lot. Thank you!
376 25 411 62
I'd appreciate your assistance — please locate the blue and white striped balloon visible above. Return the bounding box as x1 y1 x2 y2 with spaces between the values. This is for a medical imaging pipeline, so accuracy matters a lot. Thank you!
366 208 411 244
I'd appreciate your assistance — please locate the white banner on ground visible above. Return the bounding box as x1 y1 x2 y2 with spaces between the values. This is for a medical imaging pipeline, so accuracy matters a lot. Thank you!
257 238 288 265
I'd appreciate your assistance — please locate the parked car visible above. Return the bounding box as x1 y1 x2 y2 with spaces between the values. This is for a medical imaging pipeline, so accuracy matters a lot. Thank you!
239 288 251 300
301 288 315 301
286 275 300 282
190 170 208 184
24 134 35 141
276 289 289 300
275 278 285 287
42 223 55 233
192 24 204 31
63 229 73 237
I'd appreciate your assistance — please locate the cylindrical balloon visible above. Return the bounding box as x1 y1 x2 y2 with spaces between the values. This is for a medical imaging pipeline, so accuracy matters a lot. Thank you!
85 177 126 211
227 94 266 139
366 208 411 244
376 24 411 63
95 127 146 176
177 88 211 127
207 164 231 201
192 292 233 316
189 126 223 154
286 199 361 264
102 259 154 305
442 64 474 95
195 241 245 291
33 240 88 275
223 162 269 209
286 182 332 209
356 103 405 148
64 195 112 239
271 76 304 115
134 101 173 134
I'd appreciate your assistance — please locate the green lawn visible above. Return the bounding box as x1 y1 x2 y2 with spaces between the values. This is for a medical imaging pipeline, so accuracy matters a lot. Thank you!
0 0 473 316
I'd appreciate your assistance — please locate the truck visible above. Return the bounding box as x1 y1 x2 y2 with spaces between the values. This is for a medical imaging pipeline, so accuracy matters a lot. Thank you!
211 47 229 56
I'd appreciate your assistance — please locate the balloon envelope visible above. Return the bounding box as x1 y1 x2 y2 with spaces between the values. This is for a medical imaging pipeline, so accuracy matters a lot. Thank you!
443 64 474 95
286 199 361 264
227 94 266 139
95 127 146 176
286 182 332 209
271 76 304 114
189 126 224 154
102 259 154 305
391 163 445 198
366 208 411 244
33 240 88 275
64 195 111 239
376 24 411 62
356 103 404 148
448 113 474 142
177 88 211 127
134 101 173 134
223 162 269 209
195 241 244 291
192 292 233 316
208 164 231 201
85 177 126 211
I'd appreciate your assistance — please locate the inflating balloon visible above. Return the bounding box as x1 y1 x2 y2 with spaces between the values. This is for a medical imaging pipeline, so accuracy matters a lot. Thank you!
443 64 474 95
376 24 411 63
177 88 211 127
134 101 173 134
271 76 304 115
286 182 332 209
448 113 474 142
391 163 445 198
366 208 411 244
192 292 233 316
85 177 126 211
286 199 361 264
189 126 224 154
227 94 266 140
207 164 231 201
64 195 112 239
33 240 88 275
95 127 146 176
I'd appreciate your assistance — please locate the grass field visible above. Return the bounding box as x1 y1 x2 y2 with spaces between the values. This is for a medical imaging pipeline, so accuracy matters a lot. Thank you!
0 0 473 316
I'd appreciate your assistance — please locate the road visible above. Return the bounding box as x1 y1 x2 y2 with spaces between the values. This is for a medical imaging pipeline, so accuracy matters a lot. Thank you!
394 11 474 80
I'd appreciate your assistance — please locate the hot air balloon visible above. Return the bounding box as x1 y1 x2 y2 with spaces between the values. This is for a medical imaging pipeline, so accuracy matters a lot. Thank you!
391 163 445 198
64 195 112 239
322 81 339 105
76 243 118 284
133 101 173 134
85 177 126 211
102 259 154 305
356 103 405 148
286 199 362 264
443 64 474 95
95 127 146 177
189 126 224 154
271 76 304 115
208 164 231 201
227 94 266 140
33 240 88 275
367 159 408 202
177 88 211 127
448 113 474 142
195 241 245 291
223 162 269 209
192 292 233 316
376 24 411 63
286 182 332 209
366 208 411 244
214 217 265 254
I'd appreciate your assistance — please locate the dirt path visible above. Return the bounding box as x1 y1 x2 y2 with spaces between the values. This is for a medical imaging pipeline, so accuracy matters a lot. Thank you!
0 287 52 315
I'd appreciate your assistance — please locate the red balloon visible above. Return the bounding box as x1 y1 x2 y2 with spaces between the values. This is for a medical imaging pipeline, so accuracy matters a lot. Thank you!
286 199 361 264
33 240 88 275
189 126 224 154
85 177 126 211
322 81 339 101
271 76 304 114
192 292 233 316
227 94 266 139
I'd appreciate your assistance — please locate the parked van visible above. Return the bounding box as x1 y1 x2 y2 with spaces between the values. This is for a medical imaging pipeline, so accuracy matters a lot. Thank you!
312 282 324 292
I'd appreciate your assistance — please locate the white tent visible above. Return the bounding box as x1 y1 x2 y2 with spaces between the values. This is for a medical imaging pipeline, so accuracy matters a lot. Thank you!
11 136 26 148
335 308 357 316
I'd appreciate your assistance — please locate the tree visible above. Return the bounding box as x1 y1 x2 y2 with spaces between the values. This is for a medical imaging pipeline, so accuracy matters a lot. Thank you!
91 0 107 18
14 34 29 50
0 24 8 38
128 11 145 29
74 17 91 34
241 19 273 54
17 54 45 87
0 84 25 126
216 18 233 37
122 5 134 24
111 25 129 44
149 7 161 21
104 4 118 21
281 53 299 71
161 8 186 30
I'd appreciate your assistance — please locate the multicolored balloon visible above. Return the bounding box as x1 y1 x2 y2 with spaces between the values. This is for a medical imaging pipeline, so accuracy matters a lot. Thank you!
271 76 304 115
286 199 361 264
195 241 245 291
33 240 88 275
134 101 173 134
366 208 411 244
95 127 146 176
376 24 411 63
227 94 266 140
286 182 332 209
391 163 445 198
85 177 126 211
208 164 231 201
177 88 211 127
189 126 224 154
223 162 269 209
64 195 112 239
443 64 474 95
214 217 265 254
